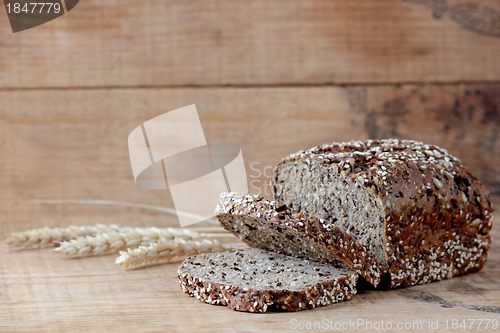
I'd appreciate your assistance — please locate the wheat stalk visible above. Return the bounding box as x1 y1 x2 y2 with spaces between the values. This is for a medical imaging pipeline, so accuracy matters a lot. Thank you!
53 227 205 257
115 238 228 269
5 224 121 249
7 224 237 270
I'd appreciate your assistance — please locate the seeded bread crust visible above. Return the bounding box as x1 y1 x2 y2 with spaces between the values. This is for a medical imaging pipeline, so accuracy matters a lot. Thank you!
215 192 386 288
178 248 358 312
273 139 493 288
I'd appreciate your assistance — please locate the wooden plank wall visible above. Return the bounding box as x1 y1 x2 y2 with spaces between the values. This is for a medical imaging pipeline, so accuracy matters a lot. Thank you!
0 0 499 235
0 0 500 87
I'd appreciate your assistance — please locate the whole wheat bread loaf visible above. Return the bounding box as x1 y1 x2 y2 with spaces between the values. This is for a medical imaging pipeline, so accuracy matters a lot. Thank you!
178 248 357 312
215 192 386 287
273 139 493 288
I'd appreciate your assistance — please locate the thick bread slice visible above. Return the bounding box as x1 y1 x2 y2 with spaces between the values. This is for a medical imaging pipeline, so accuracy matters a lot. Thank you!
215 192 386 288
178 248 357 312
273 138 493 288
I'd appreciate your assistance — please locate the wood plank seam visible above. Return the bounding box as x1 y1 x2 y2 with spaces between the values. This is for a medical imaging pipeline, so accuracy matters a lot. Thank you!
2 81 500 92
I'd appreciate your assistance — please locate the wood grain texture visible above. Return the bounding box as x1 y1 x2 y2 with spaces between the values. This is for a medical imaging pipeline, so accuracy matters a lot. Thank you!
0 0 500 88
2 1 499 330
0 211 498 332
0 84 499 237
0 85 498 331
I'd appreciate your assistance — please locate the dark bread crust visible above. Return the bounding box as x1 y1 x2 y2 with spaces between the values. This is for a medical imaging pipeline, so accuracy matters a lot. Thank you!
178 249 358 313
215 192 386 287
273 139 493 288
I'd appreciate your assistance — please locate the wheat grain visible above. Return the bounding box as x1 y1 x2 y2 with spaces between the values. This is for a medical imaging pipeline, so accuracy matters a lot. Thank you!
7 224 234 269
115 238 228 269
5 224 121 249
53 227 205 257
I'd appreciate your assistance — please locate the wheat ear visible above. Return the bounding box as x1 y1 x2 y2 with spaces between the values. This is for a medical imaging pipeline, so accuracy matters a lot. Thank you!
115 238 228 269
53 227 204 257
5 224 121 249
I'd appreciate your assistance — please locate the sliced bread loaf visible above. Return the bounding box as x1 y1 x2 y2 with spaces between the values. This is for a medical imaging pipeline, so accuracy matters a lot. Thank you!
178 248 357 312
215 192 386 288
273 139 493 288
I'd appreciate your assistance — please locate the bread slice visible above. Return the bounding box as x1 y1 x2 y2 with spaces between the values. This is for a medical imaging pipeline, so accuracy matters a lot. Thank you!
273 139 493 288
215 192 386 288
178 248 357 312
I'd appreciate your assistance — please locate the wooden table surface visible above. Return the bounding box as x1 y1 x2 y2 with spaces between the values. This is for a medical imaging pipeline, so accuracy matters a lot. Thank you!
1 199 498 333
